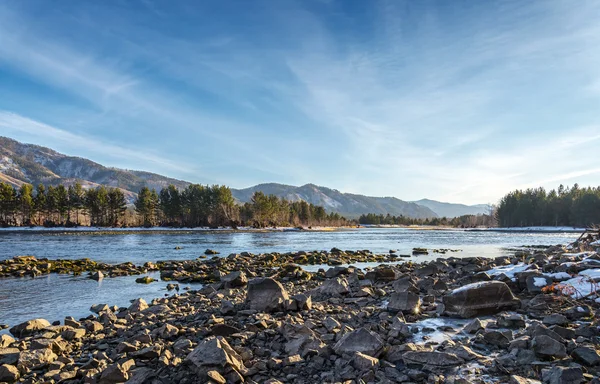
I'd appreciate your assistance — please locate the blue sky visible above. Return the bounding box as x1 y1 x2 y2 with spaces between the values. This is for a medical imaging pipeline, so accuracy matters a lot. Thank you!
1 0 599 204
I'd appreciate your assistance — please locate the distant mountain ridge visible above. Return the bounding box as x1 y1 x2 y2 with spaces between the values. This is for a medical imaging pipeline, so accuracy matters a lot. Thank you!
0 136 489 218
231 183 437 219
412 199 491 218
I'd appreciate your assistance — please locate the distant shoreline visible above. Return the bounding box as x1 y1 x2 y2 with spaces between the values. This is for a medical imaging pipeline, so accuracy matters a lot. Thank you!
0 225 586 234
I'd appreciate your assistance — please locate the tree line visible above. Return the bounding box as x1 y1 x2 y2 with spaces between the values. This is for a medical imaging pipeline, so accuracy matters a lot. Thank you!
358 213 496 227
496 184 600 228
0 182 128 227
0 182 350 228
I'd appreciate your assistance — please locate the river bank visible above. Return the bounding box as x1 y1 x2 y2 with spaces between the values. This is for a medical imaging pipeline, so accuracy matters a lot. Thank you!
0 232 599 383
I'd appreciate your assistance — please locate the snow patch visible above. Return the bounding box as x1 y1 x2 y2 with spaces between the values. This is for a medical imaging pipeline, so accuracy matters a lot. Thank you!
559 269 600 298
543 272 571 281
533 277 548 287
452 281 490 294
485 263 531 281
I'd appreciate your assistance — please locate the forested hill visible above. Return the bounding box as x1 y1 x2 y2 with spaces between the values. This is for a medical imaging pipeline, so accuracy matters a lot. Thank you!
0 136 189 193
1 136 484 219
496 184 600 227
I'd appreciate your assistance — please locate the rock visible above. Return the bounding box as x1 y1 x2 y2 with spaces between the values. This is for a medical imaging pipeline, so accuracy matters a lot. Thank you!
510 375 541 384
0 335 15 348
463 318 484 334
0 364 19 383
211 324 240 337
90 303 109 314
290 293 312 310
99 363 129 383
61 327 86 341
17 348 57 370
365 267 397 282
333 328 384 357
323 317 341 332
135 276 155 284
90 271 104 281
352 351 379 371
387 292 421 314
0 348 19 365
205 249 219 255
9 318 51 338
185 336 244 376
246 277 289 312
207 370 227 384
220 300 235 315
442 281 521 318
125 368 155 384
284 354 303 366
542 366 583 384
155 323 179 339
86 321 104 333
317 277 350 297
221 271 248 288
542 314 568 326
402 351 464 367
526 275 551 293
128 298 149 312
484 330 512 348
532 335 566 359
496 313 526 329
132 345 162 360
571 346 600 366
325 266 348 278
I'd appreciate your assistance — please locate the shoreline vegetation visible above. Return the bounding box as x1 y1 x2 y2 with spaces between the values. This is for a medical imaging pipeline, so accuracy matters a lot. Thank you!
0 182 349 229
0 232 599 383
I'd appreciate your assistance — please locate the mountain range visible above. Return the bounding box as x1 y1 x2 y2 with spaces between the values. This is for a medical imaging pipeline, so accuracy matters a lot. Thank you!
0 136 490 219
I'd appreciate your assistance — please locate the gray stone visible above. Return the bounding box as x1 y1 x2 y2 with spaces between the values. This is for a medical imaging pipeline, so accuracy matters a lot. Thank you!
387 292 421 315
186 336 244 376
246 277 289 312
127 298 148 313
9 318 51 338
571 346 600 366
333 328 384 357
542 366 583 384
442 281 520 318
532 335 566 359
0 364 19 383
99 363 129 383
221 271 248 288
352 351 379 371
542 314 568 327
402 351 464 366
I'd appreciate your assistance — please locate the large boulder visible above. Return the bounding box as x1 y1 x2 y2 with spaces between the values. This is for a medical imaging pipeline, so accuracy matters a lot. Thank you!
442 281 520 318
9 319 51 338
387 292 421 314
246 278 289 312
333 328 384 357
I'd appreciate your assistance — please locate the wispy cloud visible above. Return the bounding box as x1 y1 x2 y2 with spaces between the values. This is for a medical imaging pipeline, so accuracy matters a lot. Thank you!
0 111 193 175
0 1 599 203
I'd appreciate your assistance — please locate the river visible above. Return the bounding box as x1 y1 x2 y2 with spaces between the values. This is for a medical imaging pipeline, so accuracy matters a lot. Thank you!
0 227 578 330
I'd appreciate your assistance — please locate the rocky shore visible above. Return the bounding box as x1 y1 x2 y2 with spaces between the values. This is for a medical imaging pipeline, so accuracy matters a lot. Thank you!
1 234 599 383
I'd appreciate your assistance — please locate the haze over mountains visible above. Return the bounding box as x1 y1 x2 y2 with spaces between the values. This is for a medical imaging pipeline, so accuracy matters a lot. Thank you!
0 137 490 219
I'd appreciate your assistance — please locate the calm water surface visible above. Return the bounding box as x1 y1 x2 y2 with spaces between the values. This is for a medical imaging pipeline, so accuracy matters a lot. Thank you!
0 227 577 330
